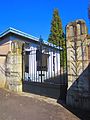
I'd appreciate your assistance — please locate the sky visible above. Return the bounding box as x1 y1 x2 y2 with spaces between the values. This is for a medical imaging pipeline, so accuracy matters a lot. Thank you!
0 0 89 41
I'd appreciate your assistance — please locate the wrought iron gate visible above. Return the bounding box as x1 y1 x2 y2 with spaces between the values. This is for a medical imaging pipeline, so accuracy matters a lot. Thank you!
22 36 67 100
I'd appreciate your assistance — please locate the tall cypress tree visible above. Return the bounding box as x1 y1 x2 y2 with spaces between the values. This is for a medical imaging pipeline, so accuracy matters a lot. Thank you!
48 9 64 45
48 9 66 72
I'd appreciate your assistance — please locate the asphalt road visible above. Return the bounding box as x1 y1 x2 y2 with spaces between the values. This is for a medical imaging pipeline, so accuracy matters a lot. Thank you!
0 88 80 120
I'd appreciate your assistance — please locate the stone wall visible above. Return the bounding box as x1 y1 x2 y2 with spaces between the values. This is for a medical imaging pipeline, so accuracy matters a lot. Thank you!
0 40 23 92
5 41 23 92
66 19 90 110
0 56 6 88
0 41 11 88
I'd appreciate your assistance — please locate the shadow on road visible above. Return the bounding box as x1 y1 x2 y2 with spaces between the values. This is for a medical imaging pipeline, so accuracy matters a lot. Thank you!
57 99 90 120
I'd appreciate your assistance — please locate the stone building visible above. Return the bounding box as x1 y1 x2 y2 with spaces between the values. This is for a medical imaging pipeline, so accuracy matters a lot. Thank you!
66 19 90 110
0 27 61 93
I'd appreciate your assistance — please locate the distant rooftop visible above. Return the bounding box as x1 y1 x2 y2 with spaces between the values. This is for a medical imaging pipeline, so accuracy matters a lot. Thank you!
0 27 39 42
0 27 62 50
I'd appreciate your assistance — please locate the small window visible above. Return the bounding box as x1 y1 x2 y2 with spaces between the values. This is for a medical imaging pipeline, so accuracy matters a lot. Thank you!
69 26 74 37
81 24 85 34
77 24 81 35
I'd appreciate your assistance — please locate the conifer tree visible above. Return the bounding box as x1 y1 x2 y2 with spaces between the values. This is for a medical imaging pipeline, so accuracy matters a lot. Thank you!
48 9 66 70
48 9 64 45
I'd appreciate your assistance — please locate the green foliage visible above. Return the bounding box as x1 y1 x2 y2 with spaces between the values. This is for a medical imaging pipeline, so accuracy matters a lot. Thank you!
48 9 66 69
48 9 63 45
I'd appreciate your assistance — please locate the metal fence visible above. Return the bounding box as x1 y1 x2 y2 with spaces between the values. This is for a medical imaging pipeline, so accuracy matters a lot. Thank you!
22 37 67 86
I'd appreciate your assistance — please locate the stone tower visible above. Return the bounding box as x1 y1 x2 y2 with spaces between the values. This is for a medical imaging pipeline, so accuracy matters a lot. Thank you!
66 19 90 110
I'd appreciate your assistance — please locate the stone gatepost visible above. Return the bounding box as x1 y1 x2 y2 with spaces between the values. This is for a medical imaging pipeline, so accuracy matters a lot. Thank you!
66 19 90 110
6 41 23 92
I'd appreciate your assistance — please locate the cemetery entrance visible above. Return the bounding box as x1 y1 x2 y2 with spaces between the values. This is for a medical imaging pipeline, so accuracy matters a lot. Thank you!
22 40 67 100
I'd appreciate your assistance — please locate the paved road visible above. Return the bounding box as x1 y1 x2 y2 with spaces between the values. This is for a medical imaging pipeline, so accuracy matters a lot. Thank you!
0 88 79 120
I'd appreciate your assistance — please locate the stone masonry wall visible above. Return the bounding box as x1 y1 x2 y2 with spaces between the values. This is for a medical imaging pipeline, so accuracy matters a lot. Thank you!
0 40 23 92
0 41 10 88
66 19 90 110
5 41 23 92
